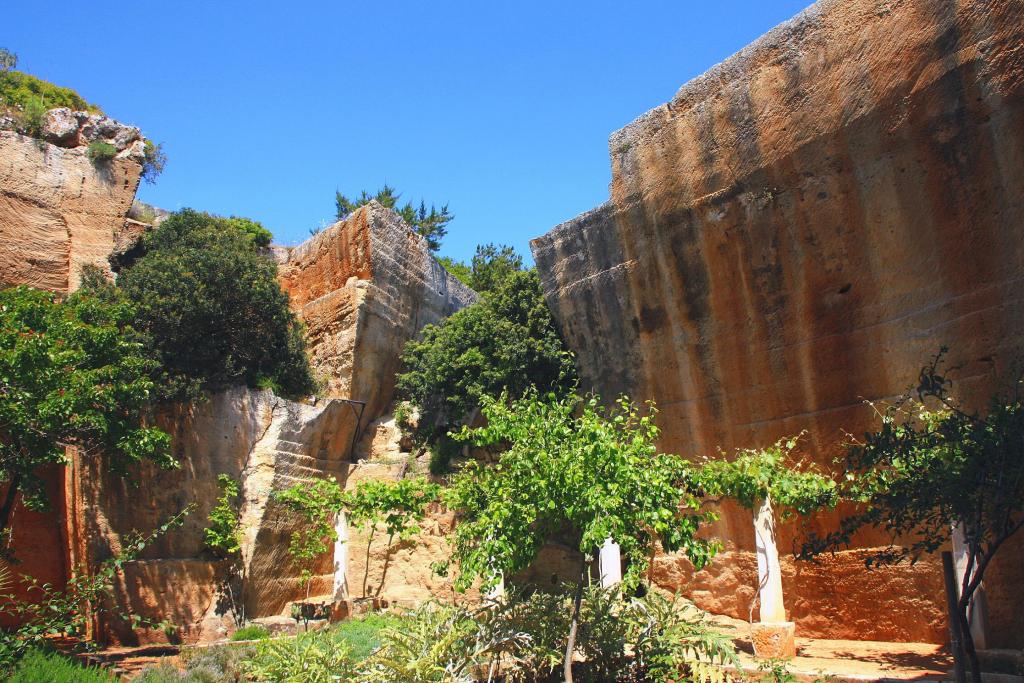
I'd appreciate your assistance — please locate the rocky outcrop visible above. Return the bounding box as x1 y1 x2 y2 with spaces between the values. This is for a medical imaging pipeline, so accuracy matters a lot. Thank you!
279 202 477 416
532 0 1024 645
0 111 145 292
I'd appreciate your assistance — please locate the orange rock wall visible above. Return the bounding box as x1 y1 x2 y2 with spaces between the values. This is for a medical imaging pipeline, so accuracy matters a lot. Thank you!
532 0 1024 644
0 129 143 292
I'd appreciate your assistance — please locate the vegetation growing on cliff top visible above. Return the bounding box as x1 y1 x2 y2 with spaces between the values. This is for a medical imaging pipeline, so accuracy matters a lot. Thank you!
336 184 452 252
109 208 314 400
437 242 524 293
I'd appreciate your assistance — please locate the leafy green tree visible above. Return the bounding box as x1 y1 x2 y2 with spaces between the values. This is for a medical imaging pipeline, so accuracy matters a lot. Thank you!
443 391 720 683
336 185 452 252
694 435 836 625
114 208 315 400
437 243 524 294
0 286 175 545
397 270 576 441
800 352 1024 683
203 474 246 625
275 477 347 599
140 140 167 185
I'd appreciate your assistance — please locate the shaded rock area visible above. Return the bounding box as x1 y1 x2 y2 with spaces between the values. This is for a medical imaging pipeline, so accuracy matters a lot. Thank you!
0 117 145 292
532 0 1024 645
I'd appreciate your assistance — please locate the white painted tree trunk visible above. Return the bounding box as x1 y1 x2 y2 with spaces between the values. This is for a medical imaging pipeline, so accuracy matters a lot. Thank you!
754 495 786 623
599 538 622 588
486 573 505 602
331 510 349 601
952 522 989 650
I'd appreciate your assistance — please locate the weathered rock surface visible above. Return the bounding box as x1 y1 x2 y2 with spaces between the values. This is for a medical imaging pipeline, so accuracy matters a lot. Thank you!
532 0 1024 645
0 116 144 292
279 202 477 416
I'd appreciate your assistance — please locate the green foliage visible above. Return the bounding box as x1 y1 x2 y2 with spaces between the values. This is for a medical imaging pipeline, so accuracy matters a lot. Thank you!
244 628 360 682
9 647 114 683
346 476 441 542
800 351 1024 681
439 243 525 294
16 97 46 137
204 475 241 558
0 285 175 544
428 433 460 475
336 184 452 252
274 476 347 594
86 140 117 163
141 139 167 184
758 659 798 683
362 602 485 683
332 611 402 661
0 69 100 117
695 434 837 519
0 508 191 668
113 208 314 400
0 49 16 72
397 270 576 438
443 391 720 593
230 624 270 641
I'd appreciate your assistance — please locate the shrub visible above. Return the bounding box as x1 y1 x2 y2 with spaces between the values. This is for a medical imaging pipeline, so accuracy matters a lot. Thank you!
332 612 401 661
141 139 167 184
244 629 360 682
113 208 315 400
0 70 100 116
9 647 114 683
15 96 46 137
86 140 117 163
137 643 255 682
427 433 460 475
336 184 452 252
230 624 269 641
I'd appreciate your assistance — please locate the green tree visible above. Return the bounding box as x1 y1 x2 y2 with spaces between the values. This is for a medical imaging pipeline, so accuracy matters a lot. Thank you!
114 208 315 400
335 185 452 252
397 270 576 441
275 477 347 599
140 140 167 185
437 243 524 294
694 435 836 625
443 391 720 683
0 286 175 545
800 352 1024 683
204 474 246 624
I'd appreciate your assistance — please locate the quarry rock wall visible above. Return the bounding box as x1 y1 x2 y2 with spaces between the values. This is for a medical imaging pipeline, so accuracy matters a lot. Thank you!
0 114 145 292
532 0 1024 645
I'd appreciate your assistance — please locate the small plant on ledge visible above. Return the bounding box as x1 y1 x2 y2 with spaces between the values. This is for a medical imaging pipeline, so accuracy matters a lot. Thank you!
86 140 117 163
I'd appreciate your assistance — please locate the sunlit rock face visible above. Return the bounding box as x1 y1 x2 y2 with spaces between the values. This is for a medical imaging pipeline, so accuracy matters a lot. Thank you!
0 117 144 292
533 0 1024 644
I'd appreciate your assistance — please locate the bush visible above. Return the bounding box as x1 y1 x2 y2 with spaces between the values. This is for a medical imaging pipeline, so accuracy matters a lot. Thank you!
397 270 576 438
141 139 167 184
113 208 315 400
16 96 46 137
0 69 100 116
332 612 401 660
9 647 114 683
427 433 460 475
229 623 269 641
86 140 117 163
244 628 360 682
136 643 254 682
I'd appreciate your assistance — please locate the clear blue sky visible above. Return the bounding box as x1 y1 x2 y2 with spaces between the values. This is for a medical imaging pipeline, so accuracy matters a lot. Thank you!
7 0 811 264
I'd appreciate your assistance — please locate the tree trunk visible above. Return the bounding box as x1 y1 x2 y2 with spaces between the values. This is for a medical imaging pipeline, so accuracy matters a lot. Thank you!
376 532 395 597
363 526 375 598
564 553 588 683
0 472 23 539
942 551 968 683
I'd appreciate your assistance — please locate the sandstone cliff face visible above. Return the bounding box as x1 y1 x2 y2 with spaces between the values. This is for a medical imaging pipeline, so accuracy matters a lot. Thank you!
64 207 477 643
279 202 477 415
532 0 1024 644
0 111 145 292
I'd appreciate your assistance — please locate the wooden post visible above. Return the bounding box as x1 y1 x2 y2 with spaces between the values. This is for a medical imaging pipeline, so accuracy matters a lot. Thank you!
943 551 969 683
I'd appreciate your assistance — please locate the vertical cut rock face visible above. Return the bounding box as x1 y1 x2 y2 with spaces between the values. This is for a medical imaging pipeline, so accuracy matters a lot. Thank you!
532 0 1024 644
0 116 145 292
